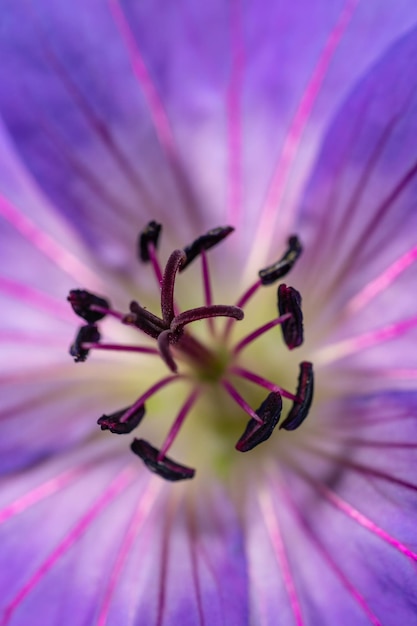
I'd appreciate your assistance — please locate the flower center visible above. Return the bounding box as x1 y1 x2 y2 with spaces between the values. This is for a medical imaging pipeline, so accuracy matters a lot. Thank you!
67 223 314 481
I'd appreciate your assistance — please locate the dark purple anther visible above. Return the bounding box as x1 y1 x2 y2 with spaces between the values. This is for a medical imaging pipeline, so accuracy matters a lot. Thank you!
69 324 100 362
130 439 195 481
235 392 282 452
259 235 302 285
278 284 304 349
280 362 314 431
138 220 162 262
179 226 234 271
67 290 110 323
97 404 145 434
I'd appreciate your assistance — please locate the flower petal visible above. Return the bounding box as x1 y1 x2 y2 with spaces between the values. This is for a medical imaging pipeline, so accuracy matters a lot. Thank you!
296 25 417 390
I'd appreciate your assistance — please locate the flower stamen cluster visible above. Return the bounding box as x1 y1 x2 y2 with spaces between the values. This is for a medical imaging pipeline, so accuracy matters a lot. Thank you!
67 223 314 481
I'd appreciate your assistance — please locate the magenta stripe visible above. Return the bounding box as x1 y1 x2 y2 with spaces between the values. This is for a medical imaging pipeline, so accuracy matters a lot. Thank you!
278 475 382 626
226 0 244 226
95 478 162 626
109 0 176 159
243 0 359 275
318 482 417 562
0 193 101 287
1 466 136 626
258 487 304 626
0 467 86 524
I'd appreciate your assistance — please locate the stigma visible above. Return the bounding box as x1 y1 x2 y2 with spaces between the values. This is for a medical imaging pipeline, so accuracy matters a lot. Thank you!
67 223 314 481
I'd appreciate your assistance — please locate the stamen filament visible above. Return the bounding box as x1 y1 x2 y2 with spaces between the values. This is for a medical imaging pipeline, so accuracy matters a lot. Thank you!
157 388 200 460
233 313 292 355
147 241 164 286
119 374 185 423
90 305 125 321
222 380 263 424
201 250 214 334
223 278 262 340
81 342 159 355
230 366 299 401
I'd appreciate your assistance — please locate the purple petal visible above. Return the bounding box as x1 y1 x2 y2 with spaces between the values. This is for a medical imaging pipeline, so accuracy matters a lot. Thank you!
0 441 248 625
1 1 417 269
296 25 417 388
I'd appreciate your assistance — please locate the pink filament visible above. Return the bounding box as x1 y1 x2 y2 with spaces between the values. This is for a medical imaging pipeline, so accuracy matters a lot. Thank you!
231 366 298 401
222 380 262 424
83 342 159 356
233 314 291 355
119 375 183 423
157 388 200 460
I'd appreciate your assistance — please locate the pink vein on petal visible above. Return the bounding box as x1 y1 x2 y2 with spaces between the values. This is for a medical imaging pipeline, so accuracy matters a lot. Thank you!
108 0 176 160
0 465 91 524
0 275 73 322
226 0 244 226
344 244 417 316
96 477 162 626
318 482 417 562
258 486 304 626
243 0 359 279
0 466 136 626
316 315 417 364
0 194 101 287
279 477 382 626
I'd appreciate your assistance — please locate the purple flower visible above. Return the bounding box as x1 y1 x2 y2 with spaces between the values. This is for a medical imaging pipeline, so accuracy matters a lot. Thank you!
1 1 417 624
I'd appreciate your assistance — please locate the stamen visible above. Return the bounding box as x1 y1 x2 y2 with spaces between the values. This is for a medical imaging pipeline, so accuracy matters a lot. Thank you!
90 305 125 321
82 342 159 356
201 250 214 334
230 366 298 401
130 439 195 481
118 374 183 424
222 380 263 424
236 392 282 452
233 314 292 355
67 289 110 323
280 362 314 431
258 235 302 285
97 404 145 434
223 278 262 339
138 220 162 262
179 226 234 271
277 284 304 349
160 249 186 325
138 221 164 286
67 223 313 480
157 388 200 460
69 324 100 362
